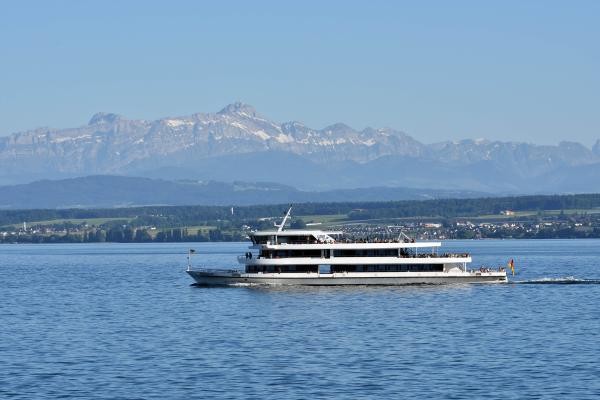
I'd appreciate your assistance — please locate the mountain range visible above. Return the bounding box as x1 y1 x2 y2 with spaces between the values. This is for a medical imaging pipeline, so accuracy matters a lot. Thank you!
1 102 599 193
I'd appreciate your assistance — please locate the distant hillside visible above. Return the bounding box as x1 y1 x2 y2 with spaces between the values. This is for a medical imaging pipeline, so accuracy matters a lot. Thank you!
0 175 487 210
1 102 599 192
2 192 600 230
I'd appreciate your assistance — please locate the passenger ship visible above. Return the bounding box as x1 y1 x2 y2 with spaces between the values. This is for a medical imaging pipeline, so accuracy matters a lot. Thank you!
187 208 507 285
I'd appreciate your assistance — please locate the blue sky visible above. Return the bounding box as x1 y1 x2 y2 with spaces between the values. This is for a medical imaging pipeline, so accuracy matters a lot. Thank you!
0 0 598 145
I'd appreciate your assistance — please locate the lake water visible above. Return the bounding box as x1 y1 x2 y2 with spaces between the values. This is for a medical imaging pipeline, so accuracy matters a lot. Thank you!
1 240 599 399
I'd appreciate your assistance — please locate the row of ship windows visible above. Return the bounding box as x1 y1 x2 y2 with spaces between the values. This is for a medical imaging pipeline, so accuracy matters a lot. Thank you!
245 264 444 273
259 249 416 258
252 236 315 245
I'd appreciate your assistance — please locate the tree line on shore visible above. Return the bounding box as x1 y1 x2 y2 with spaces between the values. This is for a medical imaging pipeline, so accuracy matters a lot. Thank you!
1 227 246 244
2 193 600 228
2 193 600 243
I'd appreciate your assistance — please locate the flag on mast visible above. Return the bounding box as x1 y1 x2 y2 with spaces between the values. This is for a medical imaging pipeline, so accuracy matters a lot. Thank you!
187 249 196 271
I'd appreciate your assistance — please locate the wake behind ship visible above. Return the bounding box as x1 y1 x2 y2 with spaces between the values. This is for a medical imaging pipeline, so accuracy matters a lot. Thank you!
187 208 507 286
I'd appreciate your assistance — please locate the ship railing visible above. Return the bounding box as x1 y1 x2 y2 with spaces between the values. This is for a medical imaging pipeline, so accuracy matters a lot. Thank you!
338 238 421 244
245 254 471 260
429 253 469 258
470 267 506 274
189 267 242 274
400 253 470 258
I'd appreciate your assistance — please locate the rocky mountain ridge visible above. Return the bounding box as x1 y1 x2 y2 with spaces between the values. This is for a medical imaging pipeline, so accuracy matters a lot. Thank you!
1 102 599 192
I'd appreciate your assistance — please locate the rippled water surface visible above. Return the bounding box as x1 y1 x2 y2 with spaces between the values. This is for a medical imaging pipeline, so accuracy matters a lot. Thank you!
1 240 599 399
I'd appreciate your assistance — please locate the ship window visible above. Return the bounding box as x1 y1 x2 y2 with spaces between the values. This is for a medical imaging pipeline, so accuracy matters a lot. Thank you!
253 236 269 245
333 249 398 257
328 264 444 272
319 264 331 274
273 235 314 244
264 250 321 258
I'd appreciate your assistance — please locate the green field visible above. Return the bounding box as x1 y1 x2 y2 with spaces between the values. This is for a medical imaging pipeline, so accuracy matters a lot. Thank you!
471 208 600 220
6 206 600 232
301 208 600 226
9 217 132 228
179 226 216 235
297 214 347 226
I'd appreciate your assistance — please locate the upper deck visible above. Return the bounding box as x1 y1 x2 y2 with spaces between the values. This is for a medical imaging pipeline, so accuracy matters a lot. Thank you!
249 229 441 250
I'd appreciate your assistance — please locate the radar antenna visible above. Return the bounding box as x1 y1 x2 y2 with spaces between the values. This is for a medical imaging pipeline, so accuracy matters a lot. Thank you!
275 205 293 232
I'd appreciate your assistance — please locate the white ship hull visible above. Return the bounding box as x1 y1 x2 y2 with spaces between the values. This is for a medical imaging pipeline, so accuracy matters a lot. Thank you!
186 208 510 286
187 269 507 286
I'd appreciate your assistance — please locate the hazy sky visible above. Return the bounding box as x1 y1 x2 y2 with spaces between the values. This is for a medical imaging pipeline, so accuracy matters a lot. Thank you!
0 1 598 145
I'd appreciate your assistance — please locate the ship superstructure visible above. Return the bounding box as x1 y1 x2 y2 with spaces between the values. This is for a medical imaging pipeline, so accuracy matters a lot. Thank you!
187 208 507 285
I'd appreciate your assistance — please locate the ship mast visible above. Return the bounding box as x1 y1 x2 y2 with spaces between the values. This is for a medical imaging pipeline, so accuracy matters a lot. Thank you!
275 206 293 232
